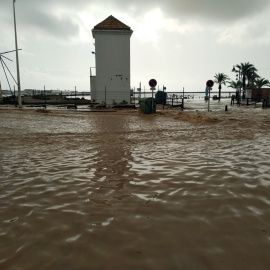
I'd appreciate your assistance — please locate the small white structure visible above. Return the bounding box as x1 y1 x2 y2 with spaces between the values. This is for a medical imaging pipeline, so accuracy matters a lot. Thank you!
91 15 133 104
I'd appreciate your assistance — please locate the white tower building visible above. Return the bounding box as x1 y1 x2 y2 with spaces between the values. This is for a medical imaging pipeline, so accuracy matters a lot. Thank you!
91 15 133 104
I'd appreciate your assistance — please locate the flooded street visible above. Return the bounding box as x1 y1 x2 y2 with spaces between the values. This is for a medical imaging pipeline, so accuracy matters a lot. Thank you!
1 101 270 270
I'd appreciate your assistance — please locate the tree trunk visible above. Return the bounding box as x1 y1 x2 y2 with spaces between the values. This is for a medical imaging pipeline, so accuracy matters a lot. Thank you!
218 85 221 100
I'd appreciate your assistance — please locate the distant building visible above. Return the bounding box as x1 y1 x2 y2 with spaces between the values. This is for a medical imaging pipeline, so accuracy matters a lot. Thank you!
250 88 270 100
91 15 133 104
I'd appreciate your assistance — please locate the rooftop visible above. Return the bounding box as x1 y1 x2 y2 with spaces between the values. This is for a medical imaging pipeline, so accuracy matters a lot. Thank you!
93 15 131 31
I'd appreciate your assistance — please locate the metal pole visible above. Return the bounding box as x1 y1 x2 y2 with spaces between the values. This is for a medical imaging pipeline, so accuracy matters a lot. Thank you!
89 67 91 91
75 86 77 107
89 67 92 103
208 88 211 112
105 86 106 106
13 0 22 108
44 85 46 104
14 85 16 105
163 85 164 110
182 87 184 110
152 88 153 113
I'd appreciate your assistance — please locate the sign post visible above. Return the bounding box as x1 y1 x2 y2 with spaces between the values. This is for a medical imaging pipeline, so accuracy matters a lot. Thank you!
206 80 214 112
149 79 157 113
207 87 212 112
162 85 166 110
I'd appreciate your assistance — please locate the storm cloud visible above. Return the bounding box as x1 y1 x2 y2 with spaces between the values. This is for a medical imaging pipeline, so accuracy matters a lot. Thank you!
1 0 270 91
3 0 270 37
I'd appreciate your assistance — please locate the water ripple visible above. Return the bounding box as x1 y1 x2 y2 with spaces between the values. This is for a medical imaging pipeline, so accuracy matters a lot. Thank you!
1 107 270 269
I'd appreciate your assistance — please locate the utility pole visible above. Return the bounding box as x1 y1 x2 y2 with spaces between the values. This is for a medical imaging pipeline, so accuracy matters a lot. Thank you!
13 0 22 108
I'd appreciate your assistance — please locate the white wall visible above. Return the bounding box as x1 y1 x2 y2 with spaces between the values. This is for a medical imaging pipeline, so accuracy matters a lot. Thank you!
90 76 96 102
93 30 132 104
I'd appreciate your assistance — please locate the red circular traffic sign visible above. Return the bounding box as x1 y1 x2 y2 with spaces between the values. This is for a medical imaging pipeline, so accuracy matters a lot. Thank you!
206 80 214 88
149 79 157 87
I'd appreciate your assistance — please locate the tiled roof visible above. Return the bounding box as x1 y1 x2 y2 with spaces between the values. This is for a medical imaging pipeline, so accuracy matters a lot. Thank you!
93 15 131 30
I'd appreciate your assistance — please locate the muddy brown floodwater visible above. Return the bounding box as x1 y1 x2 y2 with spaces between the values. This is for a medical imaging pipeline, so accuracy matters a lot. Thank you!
0 102 270 270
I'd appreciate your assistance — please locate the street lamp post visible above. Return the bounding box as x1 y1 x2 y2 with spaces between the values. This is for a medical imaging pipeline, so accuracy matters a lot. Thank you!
13 0 22 108
232 65 241 104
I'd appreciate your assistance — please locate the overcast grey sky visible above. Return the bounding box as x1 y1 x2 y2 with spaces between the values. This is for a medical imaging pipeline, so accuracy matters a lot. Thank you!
1 0 270 92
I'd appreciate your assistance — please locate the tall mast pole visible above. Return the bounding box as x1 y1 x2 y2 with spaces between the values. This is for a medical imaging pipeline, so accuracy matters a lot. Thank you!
13 0 22 108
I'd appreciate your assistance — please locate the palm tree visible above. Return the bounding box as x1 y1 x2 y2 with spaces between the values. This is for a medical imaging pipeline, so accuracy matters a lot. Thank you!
228 80 242 100
214 73 230 100
254 78 270 89
246 69 259 88
228 80 242 90
236 62 257 98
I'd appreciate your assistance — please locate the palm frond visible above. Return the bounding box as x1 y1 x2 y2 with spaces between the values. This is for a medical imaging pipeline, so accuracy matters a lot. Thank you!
214 73 230 86
255 78 270 89
228 80 242 89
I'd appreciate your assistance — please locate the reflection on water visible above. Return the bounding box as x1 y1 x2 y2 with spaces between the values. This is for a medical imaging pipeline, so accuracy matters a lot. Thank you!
1 102 270 270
